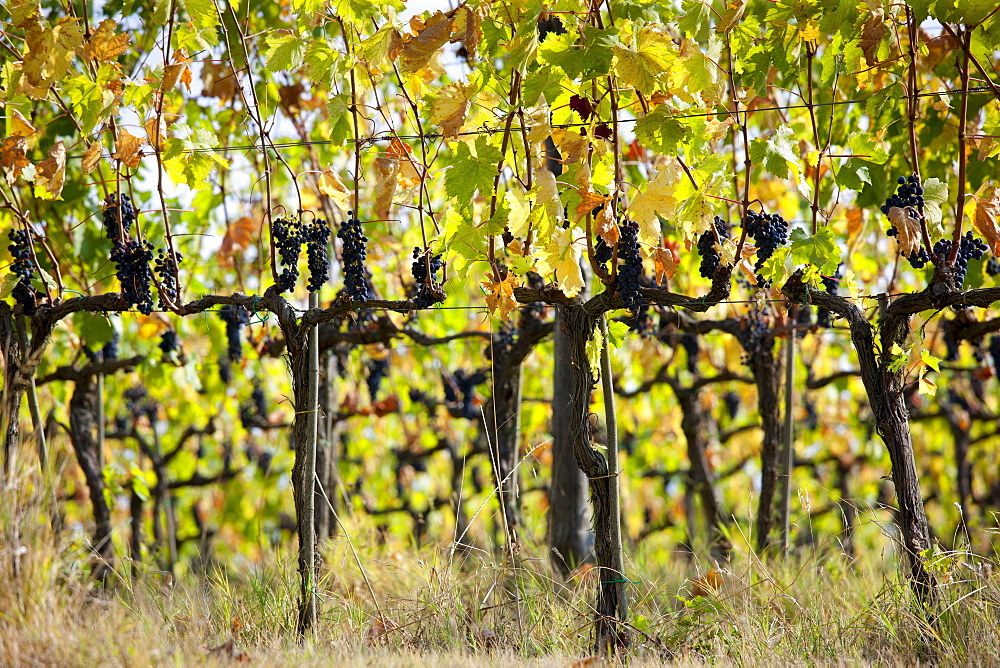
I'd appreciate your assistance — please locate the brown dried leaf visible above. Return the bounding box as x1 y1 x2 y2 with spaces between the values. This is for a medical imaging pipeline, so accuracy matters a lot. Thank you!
83 18 130 61
202 63 237 102
218 216 257 267
653 246 679 283
574 188 608 221
112 129 145 169
859 11 885 67
973 186 1000 255
386 138 421 189
450 5 482 61
399 11 453 73
81 141 103 174
278 82 305 113
144 117 167 151
372 395 400 417
0 135 31 184
595 204 620 245
373 156 400 221
33 140 66 200
887 206 922 257
552 129 589 166
364 616 399 646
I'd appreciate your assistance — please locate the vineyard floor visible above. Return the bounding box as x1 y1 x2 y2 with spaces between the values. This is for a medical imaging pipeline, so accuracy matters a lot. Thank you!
3 508 1000 667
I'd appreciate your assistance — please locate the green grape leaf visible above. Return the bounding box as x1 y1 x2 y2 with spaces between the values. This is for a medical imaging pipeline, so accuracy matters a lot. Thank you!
612 25 675 94
445 136 502 206
265 31 307 71
790 228 841 275
634 107 689 155
749 124 800 179
606 320 630 349
847 131 890 165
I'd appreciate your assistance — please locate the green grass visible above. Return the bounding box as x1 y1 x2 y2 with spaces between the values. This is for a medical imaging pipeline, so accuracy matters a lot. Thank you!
3 488 1000 666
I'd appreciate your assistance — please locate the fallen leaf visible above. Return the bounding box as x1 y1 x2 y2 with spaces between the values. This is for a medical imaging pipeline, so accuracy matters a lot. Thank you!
204 639 249 663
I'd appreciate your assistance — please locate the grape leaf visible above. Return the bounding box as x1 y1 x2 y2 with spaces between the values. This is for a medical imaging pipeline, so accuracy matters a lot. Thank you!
628 159 683 246
33 140 65 200
922 177 949 238
612 25 675 94
790 228 840 275
749 124 800 179
606 320 630 348
445 136 502 208
973 184 1000 254
265 31 307 71
634 107 689 155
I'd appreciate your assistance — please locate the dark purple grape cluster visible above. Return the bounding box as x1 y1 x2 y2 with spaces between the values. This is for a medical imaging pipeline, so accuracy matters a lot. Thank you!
931 232 988 286
158 329 179 354
102 194 136 241
743 210 788 287
679 333 699 373
738 309 771 363
219 304 248 363
594 237 613 265
443 369 487 419
305 219 331 292
154 247 182 309
273 217 304 293
989 335 1000 375
723 391 740 420
488 322 516 360
252 382 267 417
697 216 730 280
7 228 38 313
816 265 841 328
338 212 368 302
626 309 655 338
881 174 923 218
366 356 390 400
411 247 443 308
616 220 644 313
987 257 1000 276
101 331 120 362
111 238 155 315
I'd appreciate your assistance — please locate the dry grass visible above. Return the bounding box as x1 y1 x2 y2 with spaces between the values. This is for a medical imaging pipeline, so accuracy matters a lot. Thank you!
3 486 1000 666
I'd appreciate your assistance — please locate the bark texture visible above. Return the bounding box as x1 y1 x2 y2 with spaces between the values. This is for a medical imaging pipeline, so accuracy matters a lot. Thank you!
748 338 782 552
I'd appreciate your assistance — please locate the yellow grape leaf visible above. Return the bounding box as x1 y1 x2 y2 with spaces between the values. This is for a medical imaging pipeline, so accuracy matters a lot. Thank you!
537 226 584 297
533 167 561 228
799 22 820 42
83 18 131 62
137 314 170 339
81 141 103 174
318 168 352 212
144 117 167 151
505 188 532 238
653 247 679 283
887 207 921 257
373 158 399 221
0 135 32 184
841 268 861 299
586 322 604 380
399 11 453 73
973 184 1000 255
112 129 145 169
523 100 552 145
918 374 937 397
387 138 421 189
628 159 683 246
612 25 675 94
33 140 66 200
551 128 589 166
482 274 518 321
10 110 36 146
21 18 84 97
428 82 471 139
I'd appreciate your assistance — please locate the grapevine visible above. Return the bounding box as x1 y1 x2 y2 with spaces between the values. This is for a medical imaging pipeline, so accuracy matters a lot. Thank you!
7 228 38 314
743 210 789 287
305 219 331 292
273 217 304 293
411 247 443 308
697 216 730 280
338 212 368 302
154 247 182 309
111 238 155 315
219 304 248 363
616 220 644 314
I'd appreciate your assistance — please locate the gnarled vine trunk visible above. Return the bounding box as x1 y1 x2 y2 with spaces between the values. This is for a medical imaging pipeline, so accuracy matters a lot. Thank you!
748 339 782 552
676 390 730 558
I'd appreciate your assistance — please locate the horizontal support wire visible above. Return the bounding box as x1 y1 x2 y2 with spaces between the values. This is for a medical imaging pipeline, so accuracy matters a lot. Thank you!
63 88 995 159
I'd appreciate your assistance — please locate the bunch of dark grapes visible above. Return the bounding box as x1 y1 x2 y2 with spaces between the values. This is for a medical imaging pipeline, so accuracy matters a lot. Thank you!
625 310 655 338
338 212 368 301
943 329 960 361
723 391 740 420
102 194 136 241
366 356 390 401
697 217 730 279
816 265 841 328
411 247 443 308
443 369 487 419
743 210 788 286
273 217 304 292
804 400 819 431
305 219 331 292
931 232 988 287
219 304 248 363
158 330 179 355
101 331 120 362
738 309 771 364
154 247 182 309
881 175 924 220
111 238 155 315
987 257 1000 276
488 321 516 360
989 335 1000 376
679 333 699 373
594 237 613 266
252 382 267 417
7 228 38 313
616 220 644 313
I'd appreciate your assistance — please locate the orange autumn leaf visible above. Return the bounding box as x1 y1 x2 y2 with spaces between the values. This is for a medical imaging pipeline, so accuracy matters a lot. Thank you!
81 141 103 174
83 18 131 62
218 217 257 267
0 135 32 184
973 186 1000 255
482 274 518 321
653 246 679 283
